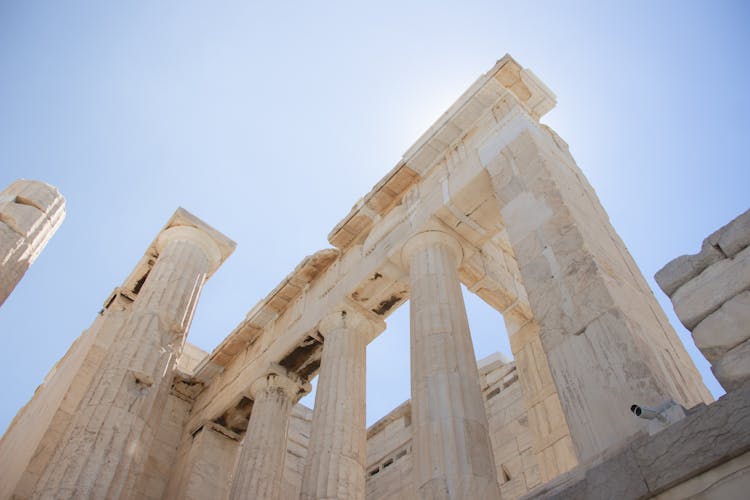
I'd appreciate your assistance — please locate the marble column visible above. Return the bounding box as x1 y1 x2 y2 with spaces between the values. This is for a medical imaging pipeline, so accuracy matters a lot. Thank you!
403 230 501 500
0 179 65 307
299 309 373 500
229 369 305 500
34 226 223 500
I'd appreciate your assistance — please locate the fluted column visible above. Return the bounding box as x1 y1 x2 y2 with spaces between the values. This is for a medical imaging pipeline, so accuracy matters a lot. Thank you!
403 230 501 500
299 308 374 500
0 179 65 307
34 225 224 500
229 369 305 500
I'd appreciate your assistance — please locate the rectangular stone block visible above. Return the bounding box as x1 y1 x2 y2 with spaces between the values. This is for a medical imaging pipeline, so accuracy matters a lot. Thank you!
672 244 750 329
655 239 723 297
711 338 750 392
0 202 49 238
632 381 750 493
714 208 750 258
584 446 648 500
692 290 750 361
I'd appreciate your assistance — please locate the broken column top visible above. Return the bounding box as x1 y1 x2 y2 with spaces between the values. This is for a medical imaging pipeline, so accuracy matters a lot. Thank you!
0 179 65 212
0 179 66 231
119 207 236 298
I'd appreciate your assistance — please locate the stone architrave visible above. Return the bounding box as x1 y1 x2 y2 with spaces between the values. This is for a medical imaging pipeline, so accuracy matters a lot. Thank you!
229 368 306 500
0 179 65 307
299 308 375 500
33 225 225 500
402 230 502 500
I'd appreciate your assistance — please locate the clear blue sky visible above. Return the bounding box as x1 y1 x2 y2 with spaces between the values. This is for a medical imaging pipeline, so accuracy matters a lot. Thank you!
1 2 748 433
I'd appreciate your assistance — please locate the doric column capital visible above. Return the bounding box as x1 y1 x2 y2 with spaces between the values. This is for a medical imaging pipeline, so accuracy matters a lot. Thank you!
318 306 378 341
401 229 464 268
156 225 223 271
248 366 309 401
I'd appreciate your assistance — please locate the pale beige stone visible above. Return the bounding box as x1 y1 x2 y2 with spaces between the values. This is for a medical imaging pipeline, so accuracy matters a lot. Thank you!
0 277 139 499
172 423 238 500
0 179 65 307
655 239 724 297
657 208 750 396
31 214 234 500
300 308 377 500
692 290 750 361
365 355 536 500
711 339 750 392
672 244 750 330
713 207 750 258
655 209 750 298
2 55 721 500
403 229 502 499
229 369 305 500
280 404 313 500
490 129 710 466
143 392 194 500
654 451 750 500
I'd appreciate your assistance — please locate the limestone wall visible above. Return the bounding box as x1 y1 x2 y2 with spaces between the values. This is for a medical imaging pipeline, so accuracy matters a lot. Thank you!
365 402 414 500
656 208 750 391
481 356 539 498
364 353 537 500
138 393 194 500
280 404 313 500
522 381 750 499
160 401 311 500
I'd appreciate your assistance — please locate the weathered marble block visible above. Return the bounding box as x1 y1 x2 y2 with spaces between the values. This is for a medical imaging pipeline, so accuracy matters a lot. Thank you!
656 208 750 392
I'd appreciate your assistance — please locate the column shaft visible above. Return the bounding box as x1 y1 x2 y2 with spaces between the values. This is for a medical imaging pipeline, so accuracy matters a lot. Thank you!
406 231 501 499
34 230 215 499
229 373 299 500
300 311 369 500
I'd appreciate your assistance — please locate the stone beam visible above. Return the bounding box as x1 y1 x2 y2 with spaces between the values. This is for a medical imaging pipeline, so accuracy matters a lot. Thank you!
327 54 555 253
194 249 339 380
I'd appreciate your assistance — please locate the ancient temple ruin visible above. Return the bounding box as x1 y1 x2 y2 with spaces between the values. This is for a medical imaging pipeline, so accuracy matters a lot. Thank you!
2 54 748 499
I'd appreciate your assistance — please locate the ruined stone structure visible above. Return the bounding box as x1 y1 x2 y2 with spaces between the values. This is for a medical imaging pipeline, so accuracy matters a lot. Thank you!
0 179 65 307
532 209 750 499
2 54 738 499
656 208 750 393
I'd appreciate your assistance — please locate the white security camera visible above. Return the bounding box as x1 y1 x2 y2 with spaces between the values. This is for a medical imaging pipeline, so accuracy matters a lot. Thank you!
630 400 686 435
630 404 667 422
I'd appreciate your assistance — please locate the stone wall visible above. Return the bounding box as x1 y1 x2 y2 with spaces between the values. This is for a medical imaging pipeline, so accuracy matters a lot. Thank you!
280 404 313 500
522 380 750 499
365 402 414 500
364 353 538 500
656 208 750 391
481 355 539 498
